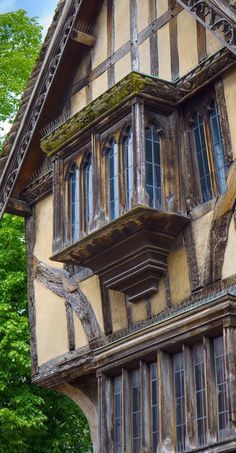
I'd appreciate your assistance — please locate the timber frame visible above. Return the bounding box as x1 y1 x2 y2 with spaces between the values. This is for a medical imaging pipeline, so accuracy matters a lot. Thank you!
0 0 236 218
1 0 236 451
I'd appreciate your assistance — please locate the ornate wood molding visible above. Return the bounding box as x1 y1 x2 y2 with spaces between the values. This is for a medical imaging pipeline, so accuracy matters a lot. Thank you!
21 171 52 206
40 48 236 156
0 0 83 219
177 0 236 54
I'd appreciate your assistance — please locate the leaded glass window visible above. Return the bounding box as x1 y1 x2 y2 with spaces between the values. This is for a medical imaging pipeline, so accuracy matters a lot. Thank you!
193 345 207 446
124 128 133 210
107 140 119 221
145 125 162 209
69 163 80 241
114 376 122 453
210 101 227 195
150 362 159 452
214 336 229 440
173 352 186 452
132 369 141 453
193 113 212 203
84 153 93 227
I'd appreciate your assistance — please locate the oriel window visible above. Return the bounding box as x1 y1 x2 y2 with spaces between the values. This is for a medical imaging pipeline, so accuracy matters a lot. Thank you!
68 163 80 241
107 139 119 221
192 99 227 205
209 100 227 195
84 153 93 228
193 113 212 203
123 127 133 210
145 125 162 209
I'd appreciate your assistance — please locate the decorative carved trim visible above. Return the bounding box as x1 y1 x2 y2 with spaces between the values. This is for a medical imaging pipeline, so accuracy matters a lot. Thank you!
0 0 83 218
177 0 236 54
21 171 52 205
40 48 236 156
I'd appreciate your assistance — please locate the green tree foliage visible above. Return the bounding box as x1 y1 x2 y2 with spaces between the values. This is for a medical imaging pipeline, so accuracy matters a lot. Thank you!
0 10 42 123
0 10 92 452
0 215 92 452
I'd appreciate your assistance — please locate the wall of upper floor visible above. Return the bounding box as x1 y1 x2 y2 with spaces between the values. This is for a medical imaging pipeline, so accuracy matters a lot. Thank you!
32 183 236 368
68 0 223 118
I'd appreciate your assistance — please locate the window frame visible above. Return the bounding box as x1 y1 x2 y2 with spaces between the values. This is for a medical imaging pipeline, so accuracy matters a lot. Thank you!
190 97 228 207
103 332 232 453
144 122 163 210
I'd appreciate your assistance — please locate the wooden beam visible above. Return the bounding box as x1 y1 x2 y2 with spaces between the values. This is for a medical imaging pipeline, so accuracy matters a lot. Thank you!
6 197 31 217
71 28 96 47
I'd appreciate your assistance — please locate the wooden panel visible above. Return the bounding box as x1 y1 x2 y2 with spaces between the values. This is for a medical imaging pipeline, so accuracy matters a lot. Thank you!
178 10 198 78
158 350 175 450
92 0 108 69
158 24 171 81
183 344 197 449
114 0 130 51
204 336 218 444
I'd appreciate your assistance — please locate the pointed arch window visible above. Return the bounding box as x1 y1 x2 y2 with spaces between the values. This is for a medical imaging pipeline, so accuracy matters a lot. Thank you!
68 163 80 241
192 100 227 205
107 139 119 221
209 100 227 195
84 152 93 228
193 113 212 203
145 125 162 209
123 127 133 210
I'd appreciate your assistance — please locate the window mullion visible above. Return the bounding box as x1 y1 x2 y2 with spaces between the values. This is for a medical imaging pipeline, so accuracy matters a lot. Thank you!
203 336 218 444
224 326 236 435
132 102 147 206
122 368 131 452
158 350 175 451
98 374 113 451
183 344 197 450
204 121 218 197
140 361 151 451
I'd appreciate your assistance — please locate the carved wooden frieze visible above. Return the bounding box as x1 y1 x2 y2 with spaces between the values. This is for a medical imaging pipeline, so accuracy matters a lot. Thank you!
40 47 236 156
0 0 83 219
177 0 236 54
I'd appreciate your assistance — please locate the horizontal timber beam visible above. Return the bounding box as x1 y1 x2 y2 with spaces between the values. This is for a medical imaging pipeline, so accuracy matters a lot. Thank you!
71 28 96 47
6 197 31 217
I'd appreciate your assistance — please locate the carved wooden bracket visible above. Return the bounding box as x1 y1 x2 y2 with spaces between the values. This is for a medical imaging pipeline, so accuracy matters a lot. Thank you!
51 206 189 303
34 259 102 343
177 0 236 54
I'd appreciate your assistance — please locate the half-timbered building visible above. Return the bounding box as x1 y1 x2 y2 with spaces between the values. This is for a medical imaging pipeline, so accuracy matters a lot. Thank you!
1 1 236 451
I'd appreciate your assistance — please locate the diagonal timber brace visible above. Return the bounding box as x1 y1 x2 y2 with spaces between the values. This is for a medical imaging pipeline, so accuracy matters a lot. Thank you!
34 259 102 343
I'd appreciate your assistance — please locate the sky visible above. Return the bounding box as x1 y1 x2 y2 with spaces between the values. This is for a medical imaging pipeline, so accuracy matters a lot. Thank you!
0 0 58 36
0 0 58 136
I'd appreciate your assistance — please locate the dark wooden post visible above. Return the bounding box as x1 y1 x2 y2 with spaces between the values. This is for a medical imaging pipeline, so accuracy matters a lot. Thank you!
132 101 148 207
98 374 113 453
183 344 197 449
158 350 175 452
224 323 236 434
52 156 65 254
122 368 131 453
141 361 151 451
204 336 218 444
